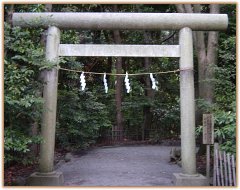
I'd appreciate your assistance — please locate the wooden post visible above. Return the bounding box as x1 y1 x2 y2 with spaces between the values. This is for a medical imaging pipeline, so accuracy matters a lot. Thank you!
203 114 214 183
213 143 217 186
219 151 224 185
39 26 60 173
231 155 236 186
215 147 220 185
227 153 232 186
179 27 196 175
223 151 228 185
206 145 210 180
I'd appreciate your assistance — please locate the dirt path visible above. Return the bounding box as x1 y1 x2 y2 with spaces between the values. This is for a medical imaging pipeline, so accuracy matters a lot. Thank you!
56 145 182 186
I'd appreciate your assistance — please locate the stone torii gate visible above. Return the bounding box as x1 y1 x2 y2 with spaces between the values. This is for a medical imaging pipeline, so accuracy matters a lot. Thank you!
12 12 228 186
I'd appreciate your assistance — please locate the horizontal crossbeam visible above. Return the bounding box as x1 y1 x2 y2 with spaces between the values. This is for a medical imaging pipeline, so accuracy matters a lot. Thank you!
58 44 180 57
12 13 228 31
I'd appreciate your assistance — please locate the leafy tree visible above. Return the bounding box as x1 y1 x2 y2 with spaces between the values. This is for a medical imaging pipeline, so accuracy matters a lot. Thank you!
4 21 44 165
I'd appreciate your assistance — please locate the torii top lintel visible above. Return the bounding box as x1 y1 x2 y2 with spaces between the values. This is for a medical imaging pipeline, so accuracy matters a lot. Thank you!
13 12 228 31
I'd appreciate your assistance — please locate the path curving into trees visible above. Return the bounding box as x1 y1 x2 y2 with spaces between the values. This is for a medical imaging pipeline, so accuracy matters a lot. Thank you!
56 145 182 186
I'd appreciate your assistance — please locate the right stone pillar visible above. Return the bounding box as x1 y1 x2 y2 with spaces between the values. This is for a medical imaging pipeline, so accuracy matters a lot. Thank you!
173 27 208 186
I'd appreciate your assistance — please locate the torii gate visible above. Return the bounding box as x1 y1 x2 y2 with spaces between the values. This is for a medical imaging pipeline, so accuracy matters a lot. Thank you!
12 12 228 186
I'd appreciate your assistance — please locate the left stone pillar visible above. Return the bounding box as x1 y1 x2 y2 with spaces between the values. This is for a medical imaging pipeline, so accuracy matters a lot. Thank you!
27 26 64 186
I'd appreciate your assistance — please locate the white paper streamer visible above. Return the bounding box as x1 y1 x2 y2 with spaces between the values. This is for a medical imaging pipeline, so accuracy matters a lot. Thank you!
150 73 158 91
103 73 108 93
124 72 131 93
80 72 86 91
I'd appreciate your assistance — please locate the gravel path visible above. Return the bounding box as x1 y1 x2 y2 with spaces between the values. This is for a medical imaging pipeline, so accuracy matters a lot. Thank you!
56 145 182 186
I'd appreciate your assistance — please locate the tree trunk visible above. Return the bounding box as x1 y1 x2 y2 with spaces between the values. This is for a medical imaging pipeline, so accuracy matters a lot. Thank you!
197 5 220 105
142 31 154 140
5 4 14 25
175 4 219 105
205 4 220 104
5 4 14 57
113 5 124 142
30 121 39 156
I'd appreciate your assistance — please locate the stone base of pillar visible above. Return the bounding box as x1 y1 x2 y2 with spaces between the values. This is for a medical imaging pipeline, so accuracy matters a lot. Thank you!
173 173 209 186
26 171 64 186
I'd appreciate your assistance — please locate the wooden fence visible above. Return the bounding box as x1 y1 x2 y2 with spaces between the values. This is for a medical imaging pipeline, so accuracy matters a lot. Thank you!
213 143 236 186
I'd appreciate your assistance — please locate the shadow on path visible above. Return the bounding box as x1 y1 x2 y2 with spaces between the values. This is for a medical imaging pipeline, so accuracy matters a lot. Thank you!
56 145 182 186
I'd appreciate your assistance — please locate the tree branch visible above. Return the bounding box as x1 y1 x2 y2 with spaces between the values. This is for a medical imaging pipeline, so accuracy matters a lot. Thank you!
160 31 177 44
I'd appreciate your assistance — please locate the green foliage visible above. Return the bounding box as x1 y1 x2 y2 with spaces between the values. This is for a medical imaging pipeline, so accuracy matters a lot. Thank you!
213 21 236 154
56 89 111 150
196 106 236 155
216 36 236 108
152 100 180 138
4 17 44 166
4 128 42 165
4 23 45 67
4 22 44 124
122 94 147 139
214 106 236 154
4 60 43 112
